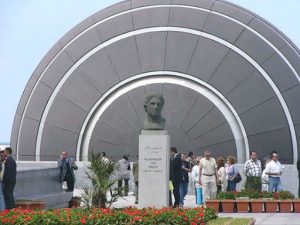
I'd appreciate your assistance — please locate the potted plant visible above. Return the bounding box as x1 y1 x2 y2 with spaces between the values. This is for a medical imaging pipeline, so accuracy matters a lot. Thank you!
235 190 250 212
277 191 294 213
261 191 278 213
205 198 220 213
82 151 121 208
248 190 264 213
217 191 235 212
293 198 300 213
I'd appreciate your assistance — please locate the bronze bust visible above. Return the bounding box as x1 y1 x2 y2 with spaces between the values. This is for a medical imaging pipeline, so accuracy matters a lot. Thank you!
143 94 166 130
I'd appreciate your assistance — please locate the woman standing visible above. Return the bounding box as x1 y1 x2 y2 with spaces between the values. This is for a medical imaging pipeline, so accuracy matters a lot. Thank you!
217 157 227 193
226 156 238 191
117 155 131 196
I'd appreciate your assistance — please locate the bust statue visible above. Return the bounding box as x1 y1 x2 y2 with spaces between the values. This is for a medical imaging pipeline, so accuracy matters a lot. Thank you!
143 94 166 130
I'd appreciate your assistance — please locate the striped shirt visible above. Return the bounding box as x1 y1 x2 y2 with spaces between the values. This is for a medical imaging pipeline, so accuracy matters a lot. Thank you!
243 159 262 177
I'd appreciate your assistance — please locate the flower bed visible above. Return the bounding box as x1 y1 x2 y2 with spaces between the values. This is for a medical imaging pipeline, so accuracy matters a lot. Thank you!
0 207 217 225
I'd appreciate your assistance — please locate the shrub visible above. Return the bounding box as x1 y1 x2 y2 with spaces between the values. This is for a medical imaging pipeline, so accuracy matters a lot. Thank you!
217 191 235 200
276 191 295 200
260 191 274 199
247 190 260 199
235 190 250 199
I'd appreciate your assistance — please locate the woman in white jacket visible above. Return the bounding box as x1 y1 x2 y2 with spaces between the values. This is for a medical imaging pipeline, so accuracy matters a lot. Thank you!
217 157 227 193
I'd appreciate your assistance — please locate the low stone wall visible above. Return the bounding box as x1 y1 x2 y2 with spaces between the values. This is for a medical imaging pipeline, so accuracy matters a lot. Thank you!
15 164 72 208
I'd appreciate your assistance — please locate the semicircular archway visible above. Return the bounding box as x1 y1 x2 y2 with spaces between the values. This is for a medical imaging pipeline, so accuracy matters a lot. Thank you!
12 0 300 164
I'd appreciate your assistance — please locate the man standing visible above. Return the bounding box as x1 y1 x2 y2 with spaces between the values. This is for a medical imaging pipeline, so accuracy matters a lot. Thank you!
132 155 139 204
58 151 78 192
199 150 218 201
170 147 182 207
265 151 284 192
179 154 191 207
101 152 109 163
243 151 262 191
2 147 17 209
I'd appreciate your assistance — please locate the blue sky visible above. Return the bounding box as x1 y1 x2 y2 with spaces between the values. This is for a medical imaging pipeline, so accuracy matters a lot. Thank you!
0 0 299 143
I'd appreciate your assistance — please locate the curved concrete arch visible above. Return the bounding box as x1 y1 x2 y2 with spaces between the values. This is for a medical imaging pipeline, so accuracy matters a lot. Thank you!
17 5 300 160
78 72 249 162
34 26 297 163
12 0 300 164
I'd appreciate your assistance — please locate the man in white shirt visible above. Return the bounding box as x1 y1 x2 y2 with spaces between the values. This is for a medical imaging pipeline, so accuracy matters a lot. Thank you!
265 151 284 192
199 150 218 201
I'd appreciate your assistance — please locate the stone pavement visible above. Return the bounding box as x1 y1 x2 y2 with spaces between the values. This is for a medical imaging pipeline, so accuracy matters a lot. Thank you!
74 190 300 225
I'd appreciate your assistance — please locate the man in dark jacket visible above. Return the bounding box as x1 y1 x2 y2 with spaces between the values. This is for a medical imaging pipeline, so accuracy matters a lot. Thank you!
58 151 78 192
170 147 182 207
3 147 17 209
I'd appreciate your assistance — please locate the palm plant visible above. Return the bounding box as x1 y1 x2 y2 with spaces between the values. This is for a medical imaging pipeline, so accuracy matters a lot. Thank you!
82 151 121 208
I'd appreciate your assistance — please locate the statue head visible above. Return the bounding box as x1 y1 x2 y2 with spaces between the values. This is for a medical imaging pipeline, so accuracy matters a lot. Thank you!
144 94 164 117
143 94 165 130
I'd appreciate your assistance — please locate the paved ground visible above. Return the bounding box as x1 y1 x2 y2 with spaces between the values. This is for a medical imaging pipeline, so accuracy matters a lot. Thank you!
74 190 300 225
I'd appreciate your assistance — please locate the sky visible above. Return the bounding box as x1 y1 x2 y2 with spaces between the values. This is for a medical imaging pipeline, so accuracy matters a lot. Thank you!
0 0 299 143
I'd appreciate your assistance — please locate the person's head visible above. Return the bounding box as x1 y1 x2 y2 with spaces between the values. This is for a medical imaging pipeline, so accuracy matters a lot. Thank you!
188 151 194 158
195 156 202 165
181 153 186 161
170 147 177 156
250 151 258 161
0 150 5 160
227 156 236 165
122 154 128 161
144 94 164 118
204 150 212 160
61 151 68 159
4 147 12 157
102 152 106 157
217 157 225 169
270 151 279 162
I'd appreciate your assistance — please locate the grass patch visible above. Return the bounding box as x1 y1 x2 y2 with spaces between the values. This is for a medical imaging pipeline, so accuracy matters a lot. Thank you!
207 217 254 225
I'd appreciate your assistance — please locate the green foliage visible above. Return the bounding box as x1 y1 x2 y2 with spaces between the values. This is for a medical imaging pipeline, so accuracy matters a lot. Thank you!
82 151 120 208
235 190 250 199
260 191 274 199
217 191 235 200
217 190 295 200
0 207 217 225
276 191 295 200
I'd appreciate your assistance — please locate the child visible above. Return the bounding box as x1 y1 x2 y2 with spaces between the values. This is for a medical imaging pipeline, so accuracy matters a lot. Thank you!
191 156 204 205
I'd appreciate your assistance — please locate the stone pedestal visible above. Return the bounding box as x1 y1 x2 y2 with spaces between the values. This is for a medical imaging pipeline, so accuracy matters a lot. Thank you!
138 130 170 208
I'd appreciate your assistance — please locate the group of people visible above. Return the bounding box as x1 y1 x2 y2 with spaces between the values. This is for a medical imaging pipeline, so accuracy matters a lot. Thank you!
57 147 284 209
0 147 17 211
169 148 285 208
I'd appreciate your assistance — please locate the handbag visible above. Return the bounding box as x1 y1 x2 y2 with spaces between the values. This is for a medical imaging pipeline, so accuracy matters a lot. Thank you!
233 166 242 183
